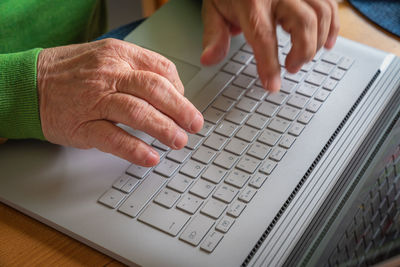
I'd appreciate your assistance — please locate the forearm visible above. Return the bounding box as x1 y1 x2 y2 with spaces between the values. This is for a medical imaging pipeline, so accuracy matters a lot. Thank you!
0 48 45 140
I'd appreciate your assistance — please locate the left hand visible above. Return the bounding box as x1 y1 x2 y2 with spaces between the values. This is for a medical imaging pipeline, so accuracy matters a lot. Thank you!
200 0 339 92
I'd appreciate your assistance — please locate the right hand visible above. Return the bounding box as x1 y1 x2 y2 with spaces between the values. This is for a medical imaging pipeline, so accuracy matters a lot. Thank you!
37 39 204 166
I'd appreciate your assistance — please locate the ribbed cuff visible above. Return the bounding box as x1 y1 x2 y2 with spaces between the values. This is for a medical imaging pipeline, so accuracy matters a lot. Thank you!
0 48 45 140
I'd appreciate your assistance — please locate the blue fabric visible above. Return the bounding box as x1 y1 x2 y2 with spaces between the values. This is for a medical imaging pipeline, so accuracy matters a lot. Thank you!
348 0 400 37
96 19 146 40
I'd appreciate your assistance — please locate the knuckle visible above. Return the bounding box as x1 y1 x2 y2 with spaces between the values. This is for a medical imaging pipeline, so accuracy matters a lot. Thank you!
128 100 150 128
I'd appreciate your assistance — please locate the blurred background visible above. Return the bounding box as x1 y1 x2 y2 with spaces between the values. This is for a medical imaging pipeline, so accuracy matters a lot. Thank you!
106 0 168 30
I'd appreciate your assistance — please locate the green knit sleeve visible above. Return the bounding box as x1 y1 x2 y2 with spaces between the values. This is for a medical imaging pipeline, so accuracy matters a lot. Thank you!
0 48 45 140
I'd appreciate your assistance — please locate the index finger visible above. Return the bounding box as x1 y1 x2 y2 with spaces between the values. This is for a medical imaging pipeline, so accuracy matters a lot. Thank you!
235 2 281 92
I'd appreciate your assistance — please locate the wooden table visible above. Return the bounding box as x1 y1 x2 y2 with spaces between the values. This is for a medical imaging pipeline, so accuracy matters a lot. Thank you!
1 2 399 266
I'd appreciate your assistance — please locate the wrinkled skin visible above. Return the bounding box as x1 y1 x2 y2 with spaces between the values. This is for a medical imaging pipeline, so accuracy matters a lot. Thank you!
201 0 339 91
36 0 339 166
38 40 203 166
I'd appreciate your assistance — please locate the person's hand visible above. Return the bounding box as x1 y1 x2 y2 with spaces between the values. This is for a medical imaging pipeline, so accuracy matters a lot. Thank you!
201 0 339 92
37 39 204 166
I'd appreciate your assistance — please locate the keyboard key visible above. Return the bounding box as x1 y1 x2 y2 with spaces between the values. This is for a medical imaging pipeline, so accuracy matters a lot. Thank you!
235 125 259 143
190 179 216 199
289 122 305 136
278 105 301 121
232 51 253 64
180 160 206 178
222 85 245 100
242 63 258 80
284 71 306 83
118 173 166 217
306 71 327 86
138 203 190 236
322 78 338 91
313 48 324 61
126 164 151 179
167 173 193 193
258 129 281 146
225 108 249 125
201 231 224 253
296 83 318 97
236 155 261 174
297 111 313 124
256 102 279 117
249 173 268 188
224 138 249 156
246 113 269 130
322 51 342 64
212 95 235 112
98 188 126 209
331 68 346 80
222 60 245 75
301 61 314 72
268 117 291 133
287 94 309 109
192 146 217 164
236 97 259 113
112 173 131 190
216 216 235 233
338 56 354 70
239 186 257 203
241 43 253 53
306 99 322 113
314 61 335 75
214 120 238 138
266 92 288 105
247 142 271 160
314 89 330 102
204 133 228 151
213 184 239 203
277 27 290 47
180 214 214 246
202 165 227 184
225 169 251 188
214 151 238 169
154 188 181 208
259 159 277 175
246 85 268 101
203 107 225 124
186 134 203 150
201 199 227 219
279 134 296 149
121 177 140 193
167 148 192 163
269 147 287 161
152 139 170 151
233 74 255 89
177 193 203 214
197 121 215 137
280 79 297 94
154 159 180 177
227 200 246 217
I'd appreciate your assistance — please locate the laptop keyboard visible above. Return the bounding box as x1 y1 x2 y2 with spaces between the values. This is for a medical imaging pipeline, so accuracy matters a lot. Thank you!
98 30 354 253
327 146 400 266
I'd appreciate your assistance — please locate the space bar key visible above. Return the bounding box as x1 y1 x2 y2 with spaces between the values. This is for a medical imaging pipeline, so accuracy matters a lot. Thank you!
138 203 191 236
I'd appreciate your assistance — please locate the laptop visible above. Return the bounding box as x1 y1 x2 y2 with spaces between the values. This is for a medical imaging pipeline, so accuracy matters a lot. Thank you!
1 0 399 266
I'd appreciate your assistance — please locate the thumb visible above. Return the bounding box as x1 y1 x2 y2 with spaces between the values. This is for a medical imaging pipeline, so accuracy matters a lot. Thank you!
200 1 231 66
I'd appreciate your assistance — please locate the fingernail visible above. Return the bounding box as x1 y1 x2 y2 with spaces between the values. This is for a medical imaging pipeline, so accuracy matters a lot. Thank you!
173 129 187 149
144 149 159 166
269 75 281 92
190 113 204 133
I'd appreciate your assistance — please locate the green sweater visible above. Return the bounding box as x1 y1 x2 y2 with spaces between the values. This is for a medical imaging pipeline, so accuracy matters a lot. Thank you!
0 0 107 139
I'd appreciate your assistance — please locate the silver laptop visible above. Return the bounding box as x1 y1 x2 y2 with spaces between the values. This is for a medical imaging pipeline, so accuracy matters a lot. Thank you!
1 0 399 266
